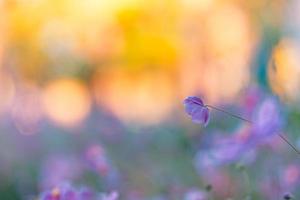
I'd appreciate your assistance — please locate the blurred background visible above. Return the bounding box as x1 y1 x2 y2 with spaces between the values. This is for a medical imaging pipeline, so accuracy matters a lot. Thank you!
1 0 300 199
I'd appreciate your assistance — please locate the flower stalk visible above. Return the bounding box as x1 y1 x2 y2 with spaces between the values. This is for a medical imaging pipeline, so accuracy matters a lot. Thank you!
206 104 300 155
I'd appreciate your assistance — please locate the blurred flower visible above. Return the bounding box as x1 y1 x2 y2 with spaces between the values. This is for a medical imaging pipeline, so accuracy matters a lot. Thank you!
183 96 210 126
208 138 246 164
260 163 298 200
184 189 207 200
249 97 283 145
100 191 119 200
241 87 262 117
281 164 300 190
194 150 218 177
193 96 284 173
40 155 83 189
85 145 111 176
195 135 255 172
39 182 118 200
40 182 90 200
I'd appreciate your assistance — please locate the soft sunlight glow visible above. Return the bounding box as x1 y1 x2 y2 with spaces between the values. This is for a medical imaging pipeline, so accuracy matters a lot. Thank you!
42 78 91 128
179 4 254 103
181 0 214 12
93 68 175 125
268 39 300 101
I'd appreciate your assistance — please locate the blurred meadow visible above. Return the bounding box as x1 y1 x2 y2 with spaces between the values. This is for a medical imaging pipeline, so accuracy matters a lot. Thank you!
1 0 300 199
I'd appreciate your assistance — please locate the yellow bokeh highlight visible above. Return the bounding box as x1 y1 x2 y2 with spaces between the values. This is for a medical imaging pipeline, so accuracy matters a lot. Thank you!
181 0 215 12
205 4 253 57
2 0 259 124
268 39 300 101
179 3 254 103
42 78 91 127
93 68 175 125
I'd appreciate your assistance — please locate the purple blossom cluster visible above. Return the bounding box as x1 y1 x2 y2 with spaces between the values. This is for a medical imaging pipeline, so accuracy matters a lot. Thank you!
40 155 83 189
85 145 111 176
183 90 300 199
39 182 118 200
184 94 285 167
184 189 207 200
12 88 294 200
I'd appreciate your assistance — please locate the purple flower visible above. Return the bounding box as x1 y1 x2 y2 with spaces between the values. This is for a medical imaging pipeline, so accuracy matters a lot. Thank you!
40 182 74 200
39 155 82 189
78 187 95 200
184 96 210 126
100 191 119 200
85 145 111 176
195 137 254 170
184 189 207 200
209 139 245 163
39 182 118 200
250 97 283 144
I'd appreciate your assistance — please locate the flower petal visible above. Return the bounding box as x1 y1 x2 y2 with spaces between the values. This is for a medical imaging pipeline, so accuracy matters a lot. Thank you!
252 97 282 141
184 96 210 126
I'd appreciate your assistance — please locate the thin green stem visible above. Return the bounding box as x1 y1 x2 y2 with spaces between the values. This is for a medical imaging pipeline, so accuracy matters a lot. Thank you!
242 170 251 199
236 164 252 200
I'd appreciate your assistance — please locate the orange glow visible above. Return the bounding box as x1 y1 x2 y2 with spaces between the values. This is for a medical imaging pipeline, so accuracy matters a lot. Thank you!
181 0 215 12
42 78 91 128
179 3 254 103
93 68 175 125
204 4 255 60
0 3 5 67
4 0 261 122
180 60 250 103
268 39 300 101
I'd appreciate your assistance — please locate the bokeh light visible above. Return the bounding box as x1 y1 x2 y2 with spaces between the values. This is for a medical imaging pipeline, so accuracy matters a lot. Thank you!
268 39 300 102
93 68 175 125
42 78 91 127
